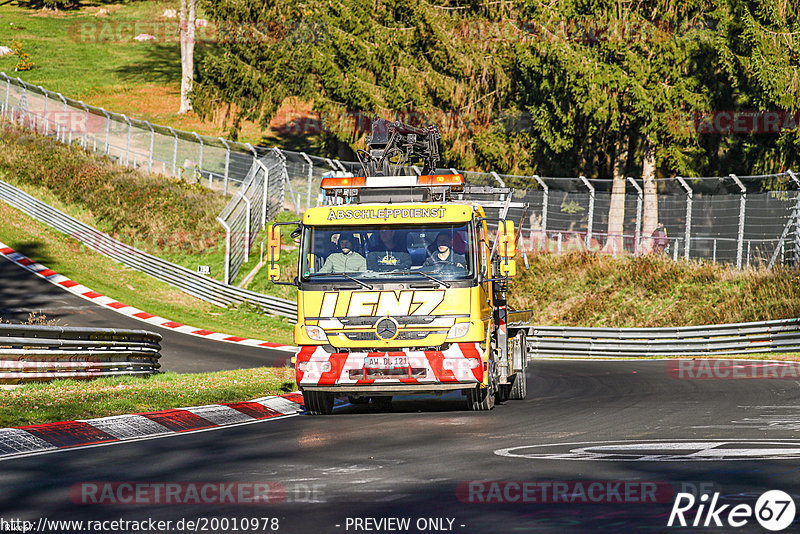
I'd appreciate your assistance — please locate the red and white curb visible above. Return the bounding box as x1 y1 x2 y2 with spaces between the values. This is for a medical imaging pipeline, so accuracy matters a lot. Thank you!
0 392 311 460
0 242 297 353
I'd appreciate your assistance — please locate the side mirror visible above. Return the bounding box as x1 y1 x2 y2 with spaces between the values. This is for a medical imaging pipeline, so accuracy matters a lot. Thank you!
497 221 516 278
266 225 281 281
497 220 516 259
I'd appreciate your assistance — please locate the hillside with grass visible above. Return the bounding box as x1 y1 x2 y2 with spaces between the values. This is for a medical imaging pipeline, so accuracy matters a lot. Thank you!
512 253 800 327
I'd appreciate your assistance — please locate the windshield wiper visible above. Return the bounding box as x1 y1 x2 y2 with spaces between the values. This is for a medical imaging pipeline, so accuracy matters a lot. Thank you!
382 270 450 288
309 272 373 290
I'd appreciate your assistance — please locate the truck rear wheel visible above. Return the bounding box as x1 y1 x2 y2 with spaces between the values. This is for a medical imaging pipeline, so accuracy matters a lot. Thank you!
508 366 527 400
466 384 495 411
508 332 528 400
303 390 334 415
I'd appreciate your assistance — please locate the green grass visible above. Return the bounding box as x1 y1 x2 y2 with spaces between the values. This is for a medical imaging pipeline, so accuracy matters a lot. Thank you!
0 1 181 97
0 366 297 427
0 0 271 144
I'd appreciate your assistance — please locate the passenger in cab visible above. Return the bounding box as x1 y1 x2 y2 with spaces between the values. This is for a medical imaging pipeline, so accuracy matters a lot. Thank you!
367 228 412 271
318 233 366 273
423 232 465 269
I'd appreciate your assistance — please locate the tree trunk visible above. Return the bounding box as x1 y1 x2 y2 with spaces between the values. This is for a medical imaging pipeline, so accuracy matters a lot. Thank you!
641 142 659 254
179 0 196 114
602 136 627 255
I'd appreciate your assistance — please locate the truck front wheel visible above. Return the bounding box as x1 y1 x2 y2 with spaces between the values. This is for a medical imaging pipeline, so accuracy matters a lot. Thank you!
303 390 334 415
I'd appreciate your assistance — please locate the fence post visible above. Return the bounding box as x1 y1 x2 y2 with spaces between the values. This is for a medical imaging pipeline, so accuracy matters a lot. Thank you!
99 107 111 154
627 177 644 255
145 121 155 173
301 152 313 209
257 159 270 230
243 142 259 260
3 75 9 120
38 86 47 135
789 170 800 267
217 216 232 285
219 137 231 196
273 147 288 216
324 158 338 175
56 93 68 141
533 175 548 251
490 171 506 187
120 114 133 166
191 131 204 184
167 127 179 177
729 173 747 269
676 176 693 261
76 101 90 148
17 78 26 124
579 175 594 249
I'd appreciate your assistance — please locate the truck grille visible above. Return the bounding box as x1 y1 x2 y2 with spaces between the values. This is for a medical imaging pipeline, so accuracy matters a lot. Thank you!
340 330 446 341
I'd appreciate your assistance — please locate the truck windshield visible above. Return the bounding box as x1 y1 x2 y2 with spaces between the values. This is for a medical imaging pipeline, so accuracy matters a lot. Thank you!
300 223 474 282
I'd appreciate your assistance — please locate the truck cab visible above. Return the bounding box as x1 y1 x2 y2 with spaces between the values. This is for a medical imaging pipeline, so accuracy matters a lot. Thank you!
266 121 529 414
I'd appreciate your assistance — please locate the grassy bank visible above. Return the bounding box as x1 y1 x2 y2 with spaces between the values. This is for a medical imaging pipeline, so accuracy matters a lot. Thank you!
0 198 295 343
0 367 296 427
0 1 261 142
512 252 800 327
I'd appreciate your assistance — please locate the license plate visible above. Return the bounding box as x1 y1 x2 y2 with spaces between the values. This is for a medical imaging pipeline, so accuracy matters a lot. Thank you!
364 356 408 368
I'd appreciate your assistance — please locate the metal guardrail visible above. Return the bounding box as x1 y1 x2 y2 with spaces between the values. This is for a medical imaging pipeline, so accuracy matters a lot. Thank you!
527 318 800 357
0 324 162 382
0 180 298 320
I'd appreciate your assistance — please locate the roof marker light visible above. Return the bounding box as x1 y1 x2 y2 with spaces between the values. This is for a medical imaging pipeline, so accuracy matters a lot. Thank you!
321 176 366 189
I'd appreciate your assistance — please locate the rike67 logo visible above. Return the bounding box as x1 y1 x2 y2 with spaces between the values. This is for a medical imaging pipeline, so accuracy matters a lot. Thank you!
668 490 796 531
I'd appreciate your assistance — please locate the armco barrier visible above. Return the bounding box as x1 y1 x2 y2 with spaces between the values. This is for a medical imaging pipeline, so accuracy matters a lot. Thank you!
0 324 162 382
0 180 298 320
528 318 800 357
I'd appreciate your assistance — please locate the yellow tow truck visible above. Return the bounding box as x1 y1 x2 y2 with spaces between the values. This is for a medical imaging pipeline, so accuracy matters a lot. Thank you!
266 119 531 414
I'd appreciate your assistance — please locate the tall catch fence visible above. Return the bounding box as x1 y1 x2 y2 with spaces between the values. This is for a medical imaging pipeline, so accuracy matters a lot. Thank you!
2 73 798 278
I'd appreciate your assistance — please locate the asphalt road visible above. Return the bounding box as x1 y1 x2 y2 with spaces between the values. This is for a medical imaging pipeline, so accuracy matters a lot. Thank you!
3 359 800 533
0 256 291 372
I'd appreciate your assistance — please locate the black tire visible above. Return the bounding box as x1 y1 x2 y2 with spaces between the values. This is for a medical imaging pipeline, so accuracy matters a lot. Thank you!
508 332 528 400
348 396 369 405
508 366 527 400
303 390 334 415
466 383 495 411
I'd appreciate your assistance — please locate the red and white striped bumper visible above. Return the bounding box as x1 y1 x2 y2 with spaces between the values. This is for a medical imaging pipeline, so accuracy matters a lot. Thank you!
295 343 484 390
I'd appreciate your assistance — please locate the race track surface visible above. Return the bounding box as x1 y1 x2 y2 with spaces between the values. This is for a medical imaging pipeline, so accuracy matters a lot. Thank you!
3 359 800 532
0 256 291 372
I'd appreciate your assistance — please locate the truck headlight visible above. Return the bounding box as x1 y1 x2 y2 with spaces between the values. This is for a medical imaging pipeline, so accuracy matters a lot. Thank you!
305 325 327 341
447 323 470 339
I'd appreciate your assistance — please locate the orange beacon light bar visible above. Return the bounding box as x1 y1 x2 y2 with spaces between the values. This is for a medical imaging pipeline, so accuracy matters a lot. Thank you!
321 174 464 189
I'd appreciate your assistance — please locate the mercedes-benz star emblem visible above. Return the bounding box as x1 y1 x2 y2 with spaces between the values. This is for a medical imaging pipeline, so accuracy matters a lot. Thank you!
375 317 399 340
